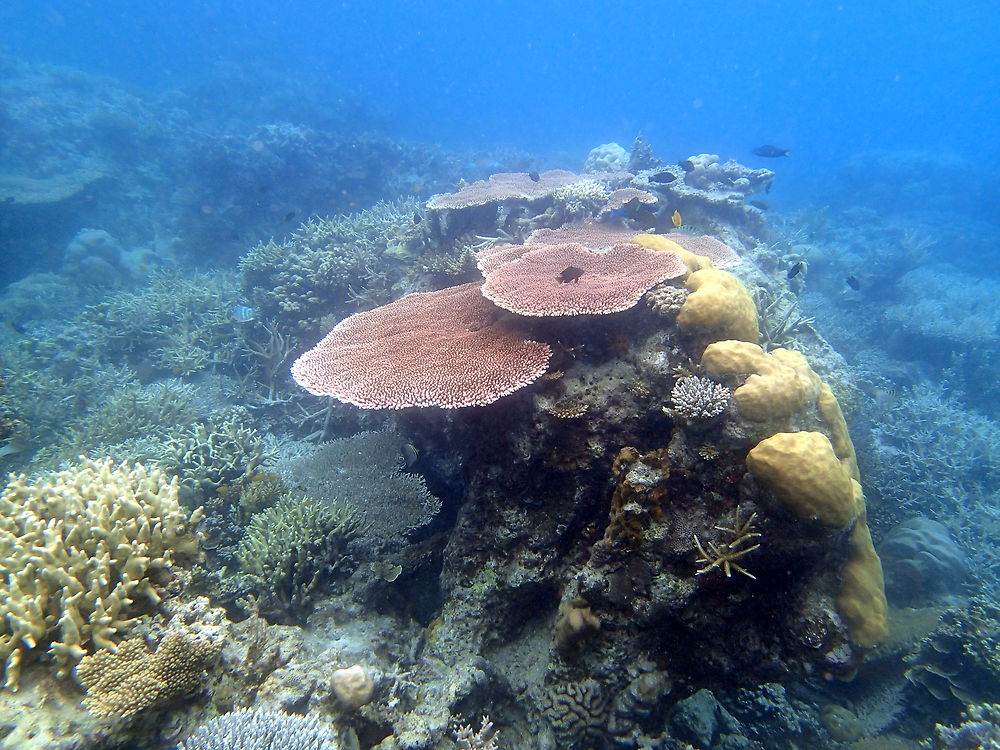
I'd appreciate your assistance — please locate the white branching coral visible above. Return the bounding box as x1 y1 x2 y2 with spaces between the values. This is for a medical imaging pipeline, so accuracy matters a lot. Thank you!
0 458 202 689
453 716 500 750
552 179 610 216
669 376 732 421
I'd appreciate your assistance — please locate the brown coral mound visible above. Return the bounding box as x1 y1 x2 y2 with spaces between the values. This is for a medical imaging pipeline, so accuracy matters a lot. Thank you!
480 242 687 317
291 283 552 409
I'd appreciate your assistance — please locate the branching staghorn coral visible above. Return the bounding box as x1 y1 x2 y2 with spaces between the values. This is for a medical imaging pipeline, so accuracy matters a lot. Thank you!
753 286 816 351
156 409 275 497
453 716 500 750
239 197 422 335
85 269 240 375
237 493 367 621
31 377 200 470
693 506 762 580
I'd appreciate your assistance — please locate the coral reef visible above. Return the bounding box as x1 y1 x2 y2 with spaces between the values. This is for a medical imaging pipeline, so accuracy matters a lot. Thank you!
180 707 340 749
240 198 424 336
77 630 221 719
156 409 275 497
668 375 732 423
275 430 440 550
927 703 1000 749
479 240 687 316
905 597 1000 705
291 283 552 408
85 269 240 376
583 142 629 174
0 458 203 689
237 494 366 622
632 153 774 241
330 664 375 710
878 517 969 607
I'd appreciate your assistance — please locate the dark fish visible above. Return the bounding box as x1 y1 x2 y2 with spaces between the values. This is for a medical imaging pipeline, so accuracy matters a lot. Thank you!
283 210 297 222
752 145 790 158
678 159 695 172
412 212 422 223
845 275 861 291
528 171 541 182
747 200 770 211
649 170 677 184
786 261 805 279
558 266 585 283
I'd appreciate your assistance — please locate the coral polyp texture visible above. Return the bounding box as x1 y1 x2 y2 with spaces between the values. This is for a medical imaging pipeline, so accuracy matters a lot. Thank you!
291 282 552 408
77 630 221 718
0 458 203 689
180 708 340 750
479 241 687 316
426 169 590 209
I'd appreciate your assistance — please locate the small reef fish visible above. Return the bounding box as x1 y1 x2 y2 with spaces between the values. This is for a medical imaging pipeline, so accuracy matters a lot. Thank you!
747 200 770 211
557 266 585 283
786 261 805 279
412 212 422 224
283 210 297 222
401 442 419 467
0 438 27 458
528 171 541 182
671 209 683 228
752 145 790 158
230 305 257 323
678 159 695 172
649 170 678 184
845 275 861 291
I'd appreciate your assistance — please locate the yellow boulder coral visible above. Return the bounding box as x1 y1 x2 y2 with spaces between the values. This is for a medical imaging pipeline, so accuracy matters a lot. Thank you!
818 383 860 481
0 458 203 690
837 517 888 647
746 431 862 527
633 235 758 344
678 269 759 344
701 341 820 422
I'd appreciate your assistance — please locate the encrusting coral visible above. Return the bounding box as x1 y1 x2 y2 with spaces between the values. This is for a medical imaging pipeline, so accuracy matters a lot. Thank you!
0 457 203 690
76 630 221 719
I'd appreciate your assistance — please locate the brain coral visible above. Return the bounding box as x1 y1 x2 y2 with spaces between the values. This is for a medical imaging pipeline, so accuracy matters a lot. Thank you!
0 458 203 690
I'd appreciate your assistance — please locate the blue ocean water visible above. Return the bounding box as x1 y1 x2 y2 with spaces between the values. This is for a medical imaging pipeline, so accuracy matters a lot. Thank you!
3 0 998 193
1 1 999 748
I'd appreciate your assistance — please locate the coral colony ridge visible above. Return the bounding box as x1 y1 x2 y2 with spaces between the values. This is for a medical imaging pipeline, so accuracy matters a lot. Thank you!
0 60 998 750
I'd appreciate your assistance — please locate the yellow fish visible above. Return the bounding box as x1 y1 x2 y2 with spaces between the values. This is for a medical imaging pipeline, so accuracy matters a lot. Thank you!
671 209 683 228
